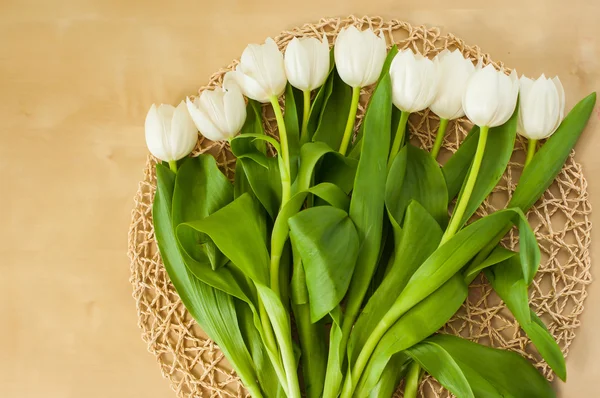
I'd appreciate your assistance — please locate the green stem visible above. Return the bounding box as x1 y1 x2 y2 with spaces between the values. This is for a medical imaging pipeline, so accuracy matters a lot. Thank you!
440 125 490 245
338 86 362 155
431 118 449 159
525 138 537 168
388 111 410 169
168 160 178 173
270 96 291 205
403 361 421 398
300 89 311 144
258 300 289 396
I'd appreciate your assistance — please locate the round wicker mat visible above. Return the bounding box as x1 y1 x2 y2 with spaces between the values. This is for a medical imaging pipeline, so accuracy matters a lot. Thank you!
127 16 592 398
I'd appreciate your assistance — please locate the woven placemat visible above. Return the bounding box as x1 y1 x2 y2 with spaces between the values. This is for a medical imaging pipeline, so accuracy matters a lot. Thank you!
127 16 592 398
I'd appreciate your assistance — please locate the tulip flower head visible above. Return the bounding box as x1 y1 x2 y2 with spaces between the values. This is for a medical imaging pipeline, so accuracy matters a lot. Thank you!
145 101 197 162
430 49 476 120
229 37 287 103
518 74 565 140
186 74 247 142
334 26 387 88
462 64 519 127
284 34 330 92
389 49 440 113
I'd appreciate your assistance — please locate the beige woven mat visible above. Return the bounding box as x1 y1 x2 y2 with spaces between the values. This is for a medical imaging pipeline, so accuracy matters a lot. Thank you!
127 16 592 398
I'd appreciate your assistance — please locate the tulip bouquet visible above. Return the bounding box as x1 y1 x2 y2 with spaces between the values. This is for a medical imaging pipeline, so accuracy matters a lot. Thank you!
145 26 596 398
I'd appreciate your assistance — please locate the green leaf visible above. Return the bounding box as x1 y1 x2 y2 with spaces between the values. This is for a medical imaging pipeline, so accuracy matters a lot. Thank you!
153 164 263 397
293 141 357 194
423 334 556 398
385 207 538 324
236 301 285 398
289 206 360 322
177 193 270 285
284 83 302 180
463 245 516 280
510 92 597 212
457 106 518 226
312 68 353 150
486 256 566 381
172 155 233 271
355 275 468 396
386 144 449 228
348 201 442 365
367 354 407 398
323 72 393 398
405 341 474 398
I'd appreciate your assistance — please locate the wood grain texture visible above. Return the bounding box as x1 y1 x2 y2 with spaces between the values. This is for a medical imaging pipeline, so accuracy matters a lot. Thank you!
0 1 598 397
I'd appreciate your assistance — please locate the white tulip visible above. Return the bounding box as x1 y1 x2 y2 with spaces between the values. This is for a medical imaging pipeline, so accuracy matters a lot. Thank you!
145 101 197 162
284 34 330 91
430 49 475 120
389 49 440 113
334 26 387 88
229 37 287 103
186 76 247 142
518 74 565 140
462 64 519 127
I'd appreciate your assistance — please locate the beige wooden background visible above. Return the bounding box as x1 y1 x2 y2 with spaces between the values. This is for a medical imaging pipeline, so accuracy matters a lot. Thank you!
1 0 599 397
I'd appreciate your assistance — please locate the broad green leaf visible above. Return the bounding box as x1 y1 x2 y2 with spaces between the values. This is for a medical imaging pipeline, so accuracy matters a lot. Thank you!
323 70 393 398
456 105 518 227
509 92 596 212
284 83 301 180
355 275 468 396
405 341 474 398
392 207 538 317
172 155 233 271
153 164 263 397
177 193 270 285
424 334 556 398
386 144 449 228
293 141 357 194
348 201 442 365
289 206 360 322
312 67 353 150
486 256 566 381
464 245 516 280
234 160 252 199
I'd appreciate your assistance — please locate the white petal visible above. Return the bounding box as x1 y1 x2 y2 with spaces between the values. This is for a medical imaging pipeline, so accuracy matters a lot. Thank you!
285 37 311 91
488 69 519 127
308 34 330 90
232 69 271 103
170 101 198 160
463 64 502 126
360 30 387 87
430 50 474 119
145 104 171 161
334 26 367 88
186 97 226 142
222 84 247 138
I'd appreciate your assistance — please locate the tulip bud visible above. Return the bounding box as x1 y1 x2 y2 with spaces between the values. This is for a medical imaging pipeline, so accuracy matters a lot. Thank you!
284 34 330 92
518 74 565 140
389 49 440 113
186 75 247 142
145 101 197 162
430 49 475 120
229 37 287 103
462 64 519 127
334 26 387 88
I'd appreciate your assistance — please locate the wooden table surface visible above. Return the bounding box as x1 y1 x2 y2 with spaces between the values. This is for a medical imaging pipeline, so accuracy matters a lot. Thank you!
2 1 599 397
